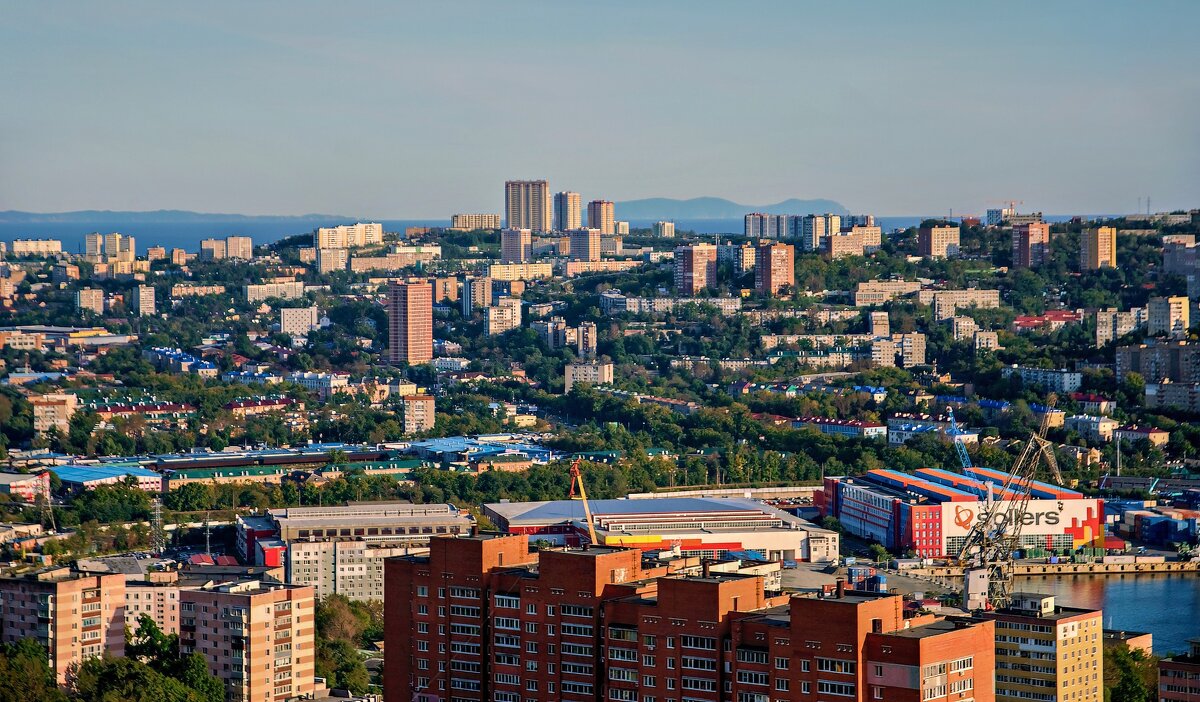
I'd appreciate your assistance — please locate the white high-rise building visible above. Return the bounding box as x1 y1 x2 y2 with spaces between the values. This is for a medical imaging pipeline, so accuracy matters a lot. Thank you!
800 214 841 251
653 221 676 238
314 222 383 249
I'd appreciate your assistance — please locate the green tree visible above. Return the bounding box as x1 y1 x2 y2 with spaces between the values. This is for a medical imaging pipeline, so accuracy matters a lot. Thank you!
0 638 68 702
72 656 209 702
1103 645 1158 702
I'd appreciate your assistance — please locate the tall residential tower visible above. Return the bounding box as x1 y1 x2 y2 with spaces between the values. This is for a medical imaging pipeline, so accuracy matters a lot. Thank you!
505 180 552 232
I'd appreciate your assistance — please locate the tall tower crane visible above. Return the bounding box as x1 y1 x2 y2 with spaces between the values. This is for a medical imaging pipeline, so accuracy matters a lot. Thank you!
955 399 1063 610
568 457 599 546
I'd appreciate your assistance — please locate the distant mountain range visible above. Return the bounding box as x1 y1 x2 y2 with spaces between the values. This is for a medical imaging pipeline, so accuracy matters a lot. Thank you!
614 197 848 220
1 201 849 224
0 210 349 224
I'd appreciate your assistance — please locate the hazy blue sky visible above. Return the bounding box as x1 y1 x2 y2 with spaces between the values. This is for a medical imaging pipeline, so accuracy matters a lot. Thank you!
2 1 1198 217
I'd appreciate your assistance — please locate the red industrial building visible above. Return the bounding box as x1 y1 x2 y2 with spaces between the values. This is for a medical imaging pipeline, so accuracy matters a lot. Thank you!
384 533 995 702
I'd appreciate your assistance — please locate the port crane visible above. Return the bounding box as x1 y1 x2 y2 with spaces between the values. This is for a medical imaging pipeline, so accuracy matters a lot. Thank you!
568 457 599 545
950 400 1064 610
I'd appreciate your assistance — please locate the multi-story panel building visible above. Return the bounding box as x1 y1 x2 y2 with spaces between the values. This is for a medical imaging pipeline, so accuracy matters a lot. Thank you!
131 284 155 317
245 281 305 302
744 213 792 239
384 535 996 702
871 310 891 338
980 593 1102 702
577 321 597 359
1148 295 1190 338
279 306 320 337
314 222 383 249
430 276 458 303
487 296 522 335
284 540 411 602
755 242 794 296
226 235 253 260
387 280 433 364
8 239 63 257
825 231 865 258
917 224 960 259
402 393 436 434
125 578 181 636
180 581 316 702
568 228 601 262
0 568 126 685
1001 365 1083 393
500 228 532 263
1163 234 1197 275
916 288 1001 320
1080 226 1117 270
76 287 105 315
1012 222 1050 268
587 200 615 235
505 180 552 232
553 192 582 232
1159 638 1200 702
653 221 675 238
1095 307 1146 347
1116 340 1200 382
800 213 842 251
315 246 349 274
451 213 502 230
30 392 78 435
854 280 923 306
200 238 228 260
487 263 553 281
462 276 493 315
565 360 614 393
85 232 104 259
675 243 718 295
851 224 883 252
171 283 227 298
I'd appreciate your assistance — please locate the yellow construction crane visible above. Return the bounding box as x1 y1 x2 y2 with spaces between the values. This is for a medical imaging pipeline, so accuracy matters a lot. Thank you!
568 457 599 545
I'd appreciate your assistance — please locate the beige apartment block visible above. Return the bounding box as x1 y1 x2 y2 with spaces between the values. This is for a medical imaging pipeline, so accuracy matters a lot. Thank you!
0 568 126 685
30 392 78 435
1080 226 1117 270
587 199 615 235
180 581 316 702
450 213 501 230
917 224 961 258
565 360 614 393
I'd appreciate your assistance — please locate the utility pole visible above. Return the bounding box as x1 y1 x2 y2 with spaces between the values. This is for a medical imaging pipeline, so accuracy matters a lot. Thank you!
151 497 166 554
204 512 212 556
39 475 57 533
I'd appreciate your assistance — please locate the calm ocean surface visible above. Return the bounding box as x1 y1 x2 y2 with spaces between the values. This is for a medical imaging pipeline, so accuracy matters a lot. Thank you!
1017 573 1200 654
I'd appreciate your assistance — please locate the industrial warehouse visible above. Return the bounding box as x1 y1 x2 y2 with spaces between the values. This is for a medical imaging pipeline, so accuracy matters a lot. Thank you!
483 496 840 563
818 467 1105 558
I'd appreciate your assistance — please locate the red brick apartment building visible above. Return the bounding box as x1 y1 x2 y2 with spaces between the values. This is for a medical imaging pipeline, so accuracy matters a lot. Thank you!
384 533 994 702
